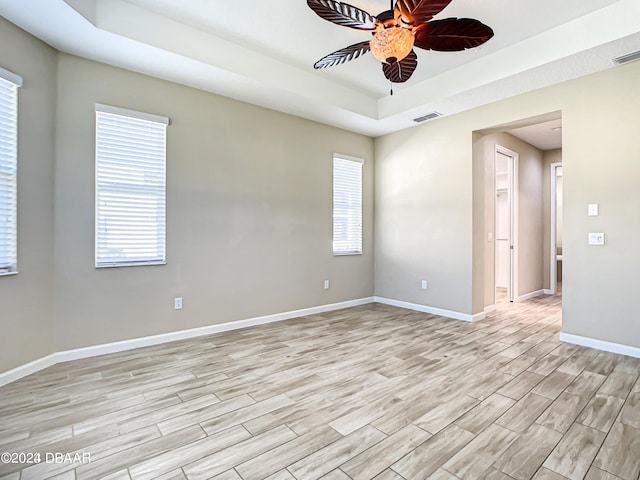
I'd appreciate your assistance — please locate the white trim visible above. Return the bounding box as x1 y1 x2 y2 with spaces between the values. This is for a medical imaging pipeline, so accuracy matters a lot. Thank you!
374 296 479 322
95 103 169 125
0 297 374 387
543 289 554 295
484 304 497 314
0 354 58 387
514 289 544 302
560 332 640 359
549 162 562 295
333 152 364 164
0 66 23 87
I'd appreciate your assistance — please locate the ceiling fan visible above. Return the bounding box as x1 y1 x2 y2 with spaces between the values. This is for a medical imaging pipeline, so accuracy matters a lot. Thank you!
307 0 494 89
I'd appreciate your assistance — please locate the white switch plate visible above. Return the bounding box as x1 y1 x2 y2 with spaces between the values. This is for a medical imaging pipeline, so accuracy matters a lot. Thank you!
588 204 599 216
588 233 605 245
421 280 428 290
174 297 183 310
324 280 329 289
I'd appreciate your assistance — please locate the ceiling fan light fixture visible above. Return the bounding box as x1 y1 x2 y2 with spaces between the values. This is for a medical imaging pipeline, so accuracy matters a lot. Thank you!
370 25 415 64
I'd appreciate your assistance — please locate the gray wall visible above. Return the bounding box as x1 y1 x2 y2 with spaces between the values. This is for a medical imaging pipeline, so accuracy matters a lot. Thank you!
3 15 640 374
561 66 640 347
0 18 374 372
375 116 474 314
0 20 57 372
52 54 375 351
376 60 640 351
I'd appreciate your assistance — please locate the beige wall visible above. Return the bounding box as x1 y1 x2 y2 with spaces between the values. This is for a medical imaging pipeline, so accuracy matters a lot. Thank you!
477 132 545 307
52 54 375 351
375 116 474 314
1 17 374 371
561 65 640 347
376 60 640 351
0 20 57 372
4 16 640 374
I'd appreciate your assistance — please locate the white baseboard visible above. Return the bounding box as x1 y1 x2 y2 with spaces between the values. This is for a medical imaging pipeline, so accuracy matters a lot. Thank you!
515 289 544 302
0 297 375 387
484 305 496 314
0 354 59 388
374 296 481 322
543 289 554 295
560 332 640 359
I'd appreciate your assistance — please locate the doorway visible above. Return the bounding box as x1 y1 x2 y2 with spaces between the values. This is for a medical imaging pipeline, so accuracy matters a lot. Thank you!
495 145 518 303
549 163 563 294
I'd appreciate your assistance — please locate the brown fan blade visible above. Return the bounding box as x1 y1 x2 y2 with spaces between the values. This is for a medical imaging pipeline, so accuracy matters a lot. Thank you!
307 0 376 30
382 50 418 83
412 0 453 24
414 18 494 51
314 41 372 69
394 0 419 26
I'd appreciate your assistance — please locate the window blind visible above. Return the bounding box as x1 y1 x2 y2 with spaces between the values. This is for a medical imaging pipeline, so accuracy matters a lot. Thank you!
333 154 363 255
0 70 21 275
95 105 168 267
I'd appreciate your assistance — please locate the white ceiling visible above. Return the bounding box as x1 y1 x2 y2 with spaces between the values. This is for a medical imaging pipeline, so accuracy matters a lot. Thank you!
509 119 563 151
1 0 640 137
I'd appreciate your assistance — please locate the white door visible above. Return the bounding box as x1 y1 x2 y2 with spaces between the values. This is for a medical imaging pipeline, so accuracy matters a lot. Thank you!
495 189 510 289
495 147 518 302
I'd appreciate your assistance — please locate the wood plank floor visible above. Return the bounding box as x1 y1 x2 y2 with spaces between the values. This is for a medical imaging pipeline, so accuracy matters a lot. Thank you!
1 293 639 480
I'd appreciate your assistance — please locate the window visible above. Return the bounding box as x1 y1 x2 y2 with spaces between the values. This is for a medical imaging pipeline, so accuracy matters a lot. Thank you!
95 104 168 267
0 68 22 276
333 154 363 255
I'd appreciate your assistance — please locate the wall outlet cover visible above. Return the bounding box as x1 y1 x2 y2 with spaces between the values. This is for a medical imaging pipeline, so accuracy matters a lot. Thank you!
588 233 605 245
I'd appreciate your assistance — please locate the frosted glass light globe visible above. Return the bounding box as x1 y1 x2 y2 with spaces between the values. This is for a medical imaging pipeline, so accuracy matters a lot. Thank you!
370 26 415 64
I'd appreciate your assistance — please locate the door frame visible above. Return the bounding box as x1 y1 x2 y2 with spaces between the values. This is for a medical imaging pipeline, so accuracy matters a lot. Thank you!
549 162 562 295
495 145 519 302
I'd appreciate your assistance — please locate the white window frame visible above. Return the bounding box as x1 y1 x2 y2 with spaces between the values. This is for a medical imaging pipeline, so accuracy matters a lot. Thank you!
95 104 169 268
0 67 22 276
333 153 364 256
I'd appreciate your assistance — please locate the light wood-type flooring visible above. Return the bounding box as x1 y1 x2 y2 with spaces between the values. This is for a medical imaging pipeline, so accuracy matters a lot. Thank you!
1 292 639 480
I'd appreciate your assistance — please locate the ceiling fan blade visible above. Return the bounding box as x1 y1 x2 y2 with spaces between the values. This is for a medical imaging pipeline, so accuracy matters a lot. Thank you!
307 0 376 30
382 50 418 83
394 0 419 26
314 41 372 69
414 18 494 51
412 0 453 24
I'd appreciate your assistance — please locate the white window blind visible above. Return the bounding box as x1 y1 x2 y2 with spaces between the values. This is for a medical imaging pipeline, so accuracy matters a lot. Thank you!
0 69 22 276
333 154 363 255
95 104 168 268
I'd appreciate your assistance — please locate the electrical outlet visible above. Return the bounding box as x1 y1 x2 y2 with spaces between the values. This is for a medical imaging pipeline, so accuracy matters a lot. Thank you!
324 280 330 289
421 280 428 290
174 297 183 310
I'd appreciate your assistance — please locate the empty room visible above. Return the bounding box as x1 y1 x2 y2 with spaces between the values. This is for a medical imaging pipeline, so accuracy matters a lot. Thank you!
1 1 639 479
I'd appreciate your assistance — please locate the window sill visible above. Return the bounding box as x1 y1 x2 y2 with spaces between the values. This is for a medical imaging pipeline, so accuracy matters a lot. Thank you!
96 261 166 269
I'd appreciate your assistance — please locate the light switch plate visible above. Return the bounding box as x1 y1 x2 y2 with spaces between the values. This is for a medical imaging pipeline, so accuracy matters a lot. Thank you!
588 204 599 216
588 233 605 245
